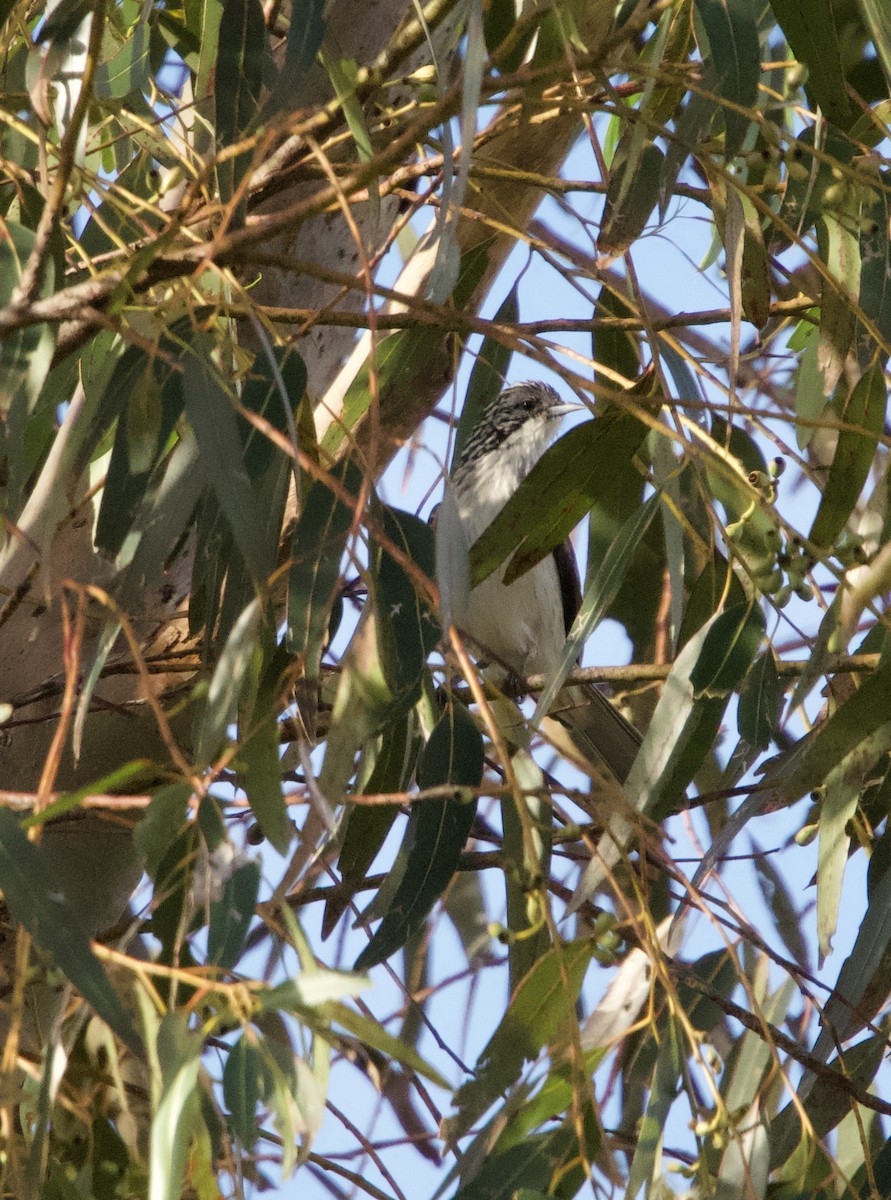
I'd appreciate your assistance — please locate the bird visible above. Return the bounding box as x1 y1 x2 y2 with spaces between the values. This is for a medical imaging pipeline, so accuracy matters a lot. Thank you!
435 380 641 783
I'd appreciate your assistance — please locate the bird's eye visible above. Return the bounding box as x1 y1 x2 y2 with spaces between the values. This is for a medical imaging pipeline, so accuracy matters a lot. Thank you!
522 399 536 411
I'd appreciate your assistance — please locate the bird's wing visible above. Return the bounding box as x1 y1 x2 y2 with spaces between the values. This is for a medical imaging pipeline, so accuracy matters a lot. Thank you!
551 537 582 639
550 540 641 783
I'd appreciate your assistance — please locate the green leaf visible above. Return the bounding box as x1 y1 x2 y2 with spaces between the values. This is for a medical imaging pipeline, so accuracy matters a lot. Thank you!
0 219 56 418
816 749 866 961
470 408 650 588
214 0 267 206
769 0 854 129
95 17 150 99
323 1002 449 1088
317 609 396 803
764 658 891 803
597 134 665 262
446 940 594 1140
676 950 741 1033
240 346 306 480
238 713 294 855
183 349 269 587
678 551 747 651
812 854 891 1058
22 761 156 829
624 1016 684 1200
689 603 765 698
454 1122 595 1200
737 648 780 749
287 457 363 681
322 714 419 938
223 1035 269 1149
353 700 483 970
196 596 263 764
264 968 370 1010
134 784 194 878
283 0 325 79
501 750 550 995
770 1028 890 1169
592 284 641 386
816 210 861 398
694 0 761 155
858 174 891 364
809 360 887 549
751 834 810 968
149 1013 203 1200
856 0 891 96
736 192 771 329
795 325 829 448
208 858 261 968
0 809 141 1054
484 0 537 70
451 286 518 470
321 53 374 167
375 506 440 707
95 342 186 558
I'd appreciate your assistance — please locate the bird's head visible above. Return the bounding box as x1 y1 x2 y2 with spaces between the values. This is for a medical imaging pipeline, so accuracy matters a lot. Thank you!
454 381 583 481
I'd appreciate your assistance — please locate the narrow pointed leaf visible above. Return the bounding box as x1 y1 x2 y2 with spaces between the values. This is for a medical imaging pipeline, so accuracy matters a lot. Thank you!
689 603 765 699
769 0 854 129
446 940 594 1140
809 360 887 549
183 352 268 586
694 0 760 155
353 701 482 970
287 457 363 681
533 489 661 724
0 810 141 1053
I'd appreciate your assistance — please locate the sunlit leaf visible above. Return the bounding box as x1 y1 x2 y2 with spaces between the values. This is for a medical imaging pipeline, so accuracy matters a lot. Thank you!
816 210 861 399
149 1013 204 1200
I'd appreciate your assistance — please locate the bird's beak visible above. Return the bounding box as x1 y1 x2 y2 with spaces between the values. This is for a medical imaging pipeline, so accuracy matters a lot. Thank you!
552 402 587 418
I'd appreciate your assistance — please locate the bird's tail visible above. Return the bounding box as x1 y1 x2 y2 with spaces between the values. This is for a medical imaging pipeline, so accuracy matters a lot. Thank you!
550 683 641 783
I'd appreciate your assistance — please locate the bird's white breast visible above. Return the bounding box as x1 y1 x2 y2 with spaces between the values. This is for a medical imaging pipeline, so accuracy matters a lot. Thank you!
437 444 568 680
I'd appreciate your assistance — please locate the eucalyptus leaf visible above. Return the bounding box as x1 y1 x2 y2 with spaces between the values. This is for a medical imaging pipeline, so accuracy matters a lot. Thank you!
694 0 761 155
0 810 141 1054
809 360 887 549
353 700 482 971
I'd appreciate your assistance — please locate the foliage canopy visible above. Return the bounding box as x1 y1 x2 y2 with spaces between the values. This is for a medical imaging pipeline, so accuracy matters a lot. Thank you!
1 0 891 1196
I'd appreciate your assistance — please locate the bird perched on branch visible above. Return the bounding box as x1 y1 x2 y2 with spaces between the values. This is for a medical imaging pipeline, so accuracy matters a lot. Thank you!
435 380 640 782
